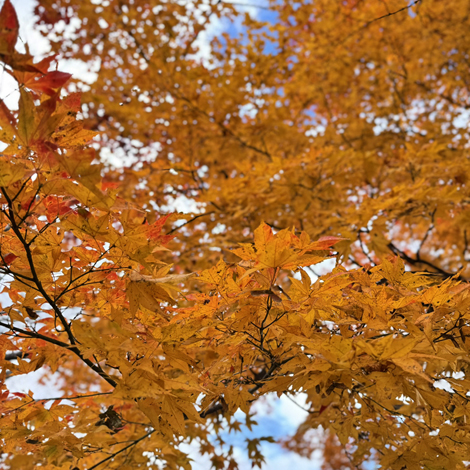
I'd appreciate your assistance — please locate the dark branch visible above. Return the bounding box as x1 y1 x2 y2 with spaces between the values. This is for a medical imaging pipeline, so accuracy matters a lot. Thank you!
0 320 117 388
1 186 117 388
168 211 215 235
87 429 156 470
340 0 423 45
4 351 28 361
388 242 467 281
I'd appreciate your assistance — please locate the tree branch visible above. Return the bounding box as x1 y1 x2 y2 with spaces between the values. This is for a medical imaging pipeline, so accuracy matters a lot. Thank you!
388 241 466 281
4 351 28 361
340 0 423 45
87 429 156 470
168 211 215 235
0 320 117 387
1 187 117 388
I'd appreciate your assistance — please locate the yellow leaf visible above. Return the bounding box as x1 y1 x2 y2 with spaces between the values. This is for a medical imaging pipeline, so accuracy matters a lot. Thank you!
392 357 433 383
0 158 25 186
50 120 98 148
17 88 35 145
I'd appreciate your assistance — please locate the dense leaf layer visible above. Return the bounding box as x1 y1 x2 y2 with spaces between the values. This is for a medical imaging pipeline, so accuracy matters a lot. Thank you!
1 1 470 469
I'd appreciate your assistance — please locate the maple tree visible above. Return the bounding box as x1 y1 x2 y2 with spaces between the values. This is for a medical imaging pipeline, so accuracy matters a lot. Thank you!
2 0 470 468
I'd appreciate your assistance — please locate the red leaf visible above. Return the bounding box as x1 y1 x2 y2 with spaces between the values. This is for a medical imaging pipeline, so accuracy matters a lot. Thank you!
33 55 56 74
21 196 36 210
309 236 346 250
0 0 19 54
28 71 72 96
102 181 120 190
44 196 77 222
62 92 82 112
2 253 18 265
0 100 17 136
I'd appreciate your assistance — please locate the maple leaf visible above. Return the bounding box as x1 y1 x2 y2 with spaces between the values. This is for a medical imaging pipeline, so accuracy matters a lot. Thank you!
0 0 18 54
2 0 470 469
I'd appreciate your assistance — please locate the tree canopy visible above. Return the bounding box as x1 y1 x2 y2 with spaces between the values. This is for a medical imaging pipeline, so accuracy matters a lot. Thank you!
2 0 470 469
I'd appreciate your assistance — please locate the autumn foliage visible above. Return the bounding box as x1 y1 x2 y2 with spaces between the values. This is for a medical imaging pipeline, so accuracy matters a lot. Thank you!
2 0 470 469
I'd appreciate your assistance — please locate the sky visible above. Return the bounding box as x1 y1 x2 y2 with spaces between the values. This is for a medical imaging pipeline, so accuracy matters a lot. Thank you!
0 0 329 469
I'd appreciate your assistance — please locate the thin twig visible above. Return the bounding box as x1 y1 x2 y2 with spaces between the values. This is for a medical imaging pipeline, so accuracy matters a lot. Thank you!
341 0 423 45
283 392 314 414
168 211 215 235
220 1 272 11
0 320 72 349
34 391 113 402
416 209 436 261
87 429 156 470
388 241 466 281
